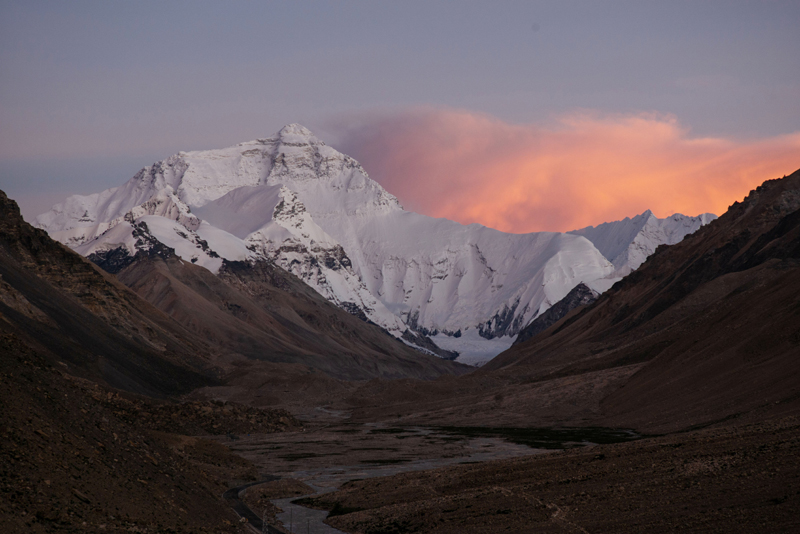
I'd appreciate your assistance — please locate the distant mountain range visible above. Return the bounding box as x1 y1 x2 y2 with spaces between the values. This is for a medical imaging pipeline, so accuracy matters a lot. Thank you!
34 124 715 364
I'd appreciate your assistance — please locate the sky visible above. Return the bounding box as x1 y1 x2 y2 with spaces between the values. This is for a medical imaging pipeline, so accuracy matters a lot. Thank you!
1 0 798 231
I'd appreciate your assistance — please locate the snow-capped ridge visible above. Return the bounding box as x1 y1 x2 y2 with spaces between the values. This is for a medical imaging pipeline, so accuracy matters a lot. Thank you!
569 210 717 274
195 183 409 336
120 187 200 231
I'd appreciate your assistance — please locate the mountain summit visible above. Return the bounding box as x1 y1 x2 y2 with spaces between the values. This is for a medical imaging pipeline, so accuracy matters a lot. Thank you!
278 122 316 138
35 125 715 363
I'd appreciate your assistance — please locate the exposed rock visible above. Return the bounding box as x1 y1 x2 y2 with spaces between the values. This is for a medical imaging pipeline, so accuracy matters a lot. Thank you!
513 282 598 345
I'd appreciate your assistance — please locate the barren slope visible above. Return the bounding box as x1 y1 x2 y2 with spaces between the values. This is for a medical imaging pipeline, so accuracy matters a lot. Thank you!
0 329 300 533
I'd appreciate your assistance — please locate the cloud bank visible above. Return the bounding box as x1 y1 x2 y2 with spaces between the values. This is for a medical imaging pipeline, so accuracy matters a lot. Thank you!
336 109 800 233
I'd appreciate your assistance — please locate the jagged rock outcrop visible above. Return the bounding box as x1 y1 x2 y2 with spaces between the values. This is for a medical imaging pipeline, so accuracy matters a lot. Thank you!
513 282 599 345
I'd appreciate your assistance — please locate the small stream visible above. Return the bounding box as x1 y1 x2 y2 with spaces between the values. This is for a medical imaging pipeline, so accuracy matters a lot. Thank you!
273 484 342 534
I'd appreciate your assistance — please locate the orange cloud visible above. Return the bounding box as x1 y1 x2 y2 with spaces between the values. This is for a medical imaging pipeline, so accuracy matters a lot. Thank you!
337 109 800 232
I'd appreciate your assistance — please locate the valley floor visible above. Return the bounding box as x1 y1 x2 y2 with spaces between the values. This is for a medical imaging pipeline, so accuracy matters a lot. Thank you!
212 408 800 534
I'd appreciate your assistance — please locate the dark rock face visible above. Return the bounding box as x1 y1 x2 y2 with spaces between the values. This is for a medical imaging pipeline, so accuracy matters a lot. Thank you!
405 310 438 337
322 244 352 270
87 245 137 274
403 311 461 359
88 220 189 274
513 283 598 345
477 299 531 340
339 301 371 322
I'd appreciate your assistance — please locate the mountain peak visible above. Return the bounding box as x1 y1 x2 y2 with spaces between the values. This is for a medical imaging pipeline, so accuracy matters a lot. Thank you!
278 123 316 139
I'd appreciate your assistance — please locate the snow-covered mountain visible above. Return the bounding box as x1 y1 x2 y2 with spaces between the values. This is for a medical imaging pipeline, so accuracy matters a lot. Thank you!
35 124 714 364
569 210 717 276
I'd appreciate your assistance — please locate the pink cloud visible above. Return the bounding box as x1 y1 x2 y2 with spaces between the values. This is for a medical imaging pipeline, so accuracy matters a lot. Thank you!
335 108 800 232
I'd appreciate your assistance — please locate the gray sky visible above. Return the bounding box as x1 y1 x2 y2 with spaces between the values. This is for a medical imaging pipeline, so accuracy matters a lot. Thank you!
1 0 799 219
